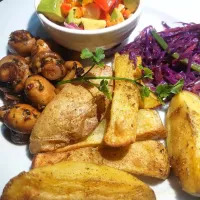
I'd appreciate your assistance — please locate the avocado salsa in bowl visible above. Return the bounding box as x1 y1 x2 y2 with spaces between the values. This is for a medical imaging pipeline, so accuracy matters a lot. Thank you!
35 0 142 51
37 0 139 30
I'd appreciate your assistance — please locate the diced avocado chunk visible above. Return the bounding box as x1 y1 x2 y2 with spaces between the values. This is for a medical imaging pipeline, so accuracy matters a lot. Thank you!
66 8 82 25
123 0 139 12
111 8 124 22
81 18 106 30
37 0 64 23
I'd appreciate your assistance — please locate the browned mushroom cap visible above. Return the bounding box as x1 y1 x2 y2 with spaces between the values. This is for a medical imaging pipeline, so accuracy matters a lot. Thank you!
31 39 51 57
24 75 56 109
0 55 31 93
31 51 67 81
8 30 36 57
3 104 40 134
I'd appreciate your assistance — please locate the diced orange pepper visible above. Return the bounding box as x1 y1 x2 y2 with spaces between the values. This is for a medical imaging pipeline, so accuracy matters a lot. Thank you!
122 9 131 19
74 7 83 18
61 3 72 17
82 0 93 6
106 20 117 27
105 13 111 21
71 0 81 7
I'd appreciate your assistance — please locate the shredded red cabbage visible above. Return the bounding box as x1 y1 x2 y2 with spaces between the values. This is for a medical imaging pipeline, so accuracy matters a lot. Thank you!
64 22 83 30
120 23 200 95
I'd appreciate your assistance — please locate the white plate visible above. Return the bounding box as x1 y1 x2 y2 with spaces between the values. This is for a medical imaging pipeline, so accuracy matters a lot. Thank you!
0 0 198 199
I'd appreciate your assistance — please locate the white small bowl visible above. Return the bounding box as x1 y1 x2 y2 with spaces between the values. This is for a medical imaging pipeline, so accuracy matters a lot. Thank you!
35 0 143 52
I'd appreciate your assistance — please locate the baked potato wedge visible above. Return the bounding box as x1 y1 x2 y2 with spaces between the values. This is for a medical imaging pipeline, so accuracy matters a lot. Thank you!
55 109 166 153
32 140 170 180
2 161 156 200
139 91 161 109
167 91 200 196
55 119 107 153
136 109 166 141
104 54 140 147
29 84 99 154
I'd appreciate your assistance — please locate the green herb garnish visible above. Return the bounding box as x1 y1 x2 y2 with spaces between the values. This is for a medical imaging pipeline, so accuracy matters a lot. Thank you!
155 79 184 102
140 86 151 99
139 65 153 79
58 48 183 101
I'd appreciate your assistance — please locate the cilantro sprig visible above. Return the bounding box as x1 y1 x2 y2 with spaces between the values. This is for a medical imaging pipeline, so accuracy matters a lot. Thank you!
155 79 184 102
58 48 184 101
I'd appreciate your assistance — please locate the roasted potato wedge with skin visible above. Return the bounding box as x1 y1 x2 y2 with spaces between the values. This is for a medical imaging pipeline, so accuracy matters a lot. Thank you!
114 54 161 109
55 109 166 153
104 54 139 147
29 84 99 154
2 161 156 200
139 91 161 109
55 119 107 153
136 109 166 141
167 91 200 196
33 140 170 180
83 65 113 121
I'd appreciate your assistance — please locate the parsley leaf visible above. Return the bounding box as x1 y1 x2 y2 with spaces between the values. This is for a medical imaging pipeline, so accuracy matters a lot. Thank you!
93 48 105 63
80 48 94 59
140 86 151 99
155 79 184 102
80 48 105 66
98 80 112 100
170 79 184 94
139 65 153 79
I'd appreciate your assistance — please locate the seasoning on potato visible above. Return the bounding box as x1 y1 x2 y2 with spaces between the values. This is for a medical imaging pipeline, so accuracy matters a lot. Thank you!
1 161 156 200
54 109 166 153
167 90 200 196
104 54 140 147
29 84 100 154
32 140 170 180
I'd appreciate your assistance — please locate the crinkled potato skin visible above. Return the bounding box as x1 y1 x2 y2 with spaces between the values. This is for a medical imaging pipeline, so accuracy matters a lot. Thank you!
29 84 99 154
32 140 170 180
167 91 200 196
1 161 156 200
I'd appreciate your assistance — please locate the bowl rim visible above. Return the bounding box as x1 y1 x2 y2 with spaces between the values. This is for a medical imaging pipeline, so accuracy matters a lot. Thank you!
34 0 143 35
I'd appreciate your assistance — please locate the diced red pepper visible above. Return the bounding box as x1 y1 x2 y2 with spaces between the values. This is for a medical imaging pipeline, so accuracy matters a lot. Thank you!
94 0 116 12
61 3 72 17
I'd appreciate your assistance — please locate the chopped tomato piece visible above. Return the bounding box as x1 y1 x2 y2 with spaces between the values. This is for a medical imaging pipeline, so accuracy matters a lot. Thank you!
82 3 101 19
94 0 116 12
61 3 72 17
64 0 72 3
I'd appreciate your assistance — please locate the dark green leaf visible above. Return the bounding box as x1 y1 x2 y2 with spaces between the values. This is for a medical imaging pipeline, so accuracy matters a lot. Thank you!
80 48 93 59
138 65 153 79
143 68 153 79
98 79 112 100
140 86 151 99
93 48 105 63
97 62 105 67
170 79 184 94
155 79 184 102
